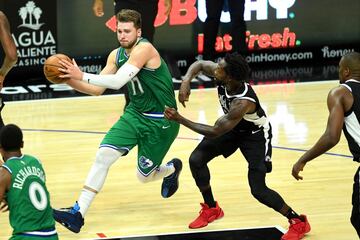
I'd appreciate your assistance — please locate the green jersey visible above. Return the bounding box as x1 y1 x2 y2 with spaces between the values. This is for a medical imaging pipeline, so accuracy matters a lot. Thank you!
115 38 177 113
2 154 57 239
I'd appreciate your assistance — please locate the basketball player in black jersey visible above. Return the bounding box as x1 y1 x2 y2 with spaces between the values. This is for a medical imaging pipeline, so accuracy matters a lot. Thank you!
165 52 310 240
293 51 360 237
0 11 17 128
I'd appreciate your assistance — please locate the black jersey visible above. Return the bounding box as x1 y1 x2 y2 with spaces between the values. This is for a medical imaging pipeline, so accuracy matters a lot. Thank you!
341 79 360 162
217 83 269 133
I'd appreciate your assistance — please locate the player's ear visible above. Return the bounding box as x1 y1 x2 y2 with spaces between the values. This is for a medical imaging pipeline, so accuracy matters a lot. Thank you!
20 141 24 148
344 67 351 77
137 28 141 38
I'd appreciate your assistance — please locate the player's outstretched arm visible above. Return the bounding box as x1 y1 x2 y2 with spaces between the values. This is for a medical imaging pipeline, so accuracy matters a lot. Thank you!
179 60 217 107
63 49 120 96
165 98 253 138
292 86 347 180
182 60 217 82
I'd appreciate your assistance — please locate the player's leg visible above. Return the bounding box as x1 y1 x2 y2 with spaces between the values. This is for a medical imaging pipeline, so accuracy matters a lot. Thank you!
78 147 127 215
53 115 137 233
351 167 360 237
133 117 182 197
188 132 239 229
240 127 310 240
203 0 224 60
138 0 158 43
114 0 135 15
228 0 247 55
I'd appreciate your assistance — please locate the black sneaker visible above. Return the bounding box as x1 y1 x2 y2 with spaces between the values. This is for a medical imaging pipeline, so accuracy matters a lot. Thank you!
53 202 84 233
161 158 182 198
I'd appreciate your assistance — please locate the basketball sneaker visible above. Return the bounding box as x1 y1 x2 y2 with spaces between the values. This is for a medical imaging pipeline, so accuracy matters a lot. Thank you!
53 202 84 233
189 202 224 229
161 158 182 198
281 215 311 240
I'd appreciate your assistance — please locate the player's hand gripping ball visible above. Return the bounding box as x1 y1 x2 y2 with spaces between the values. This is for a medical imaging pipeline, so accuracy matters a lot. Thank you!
43 53 72 84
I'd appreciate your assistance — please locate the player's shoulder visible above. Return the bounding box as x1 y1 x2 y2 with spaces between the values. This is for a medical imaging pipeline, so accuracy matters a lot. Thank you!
133 41 157 58
110 48 120 56
328 84 352 102
135 41 154 51
331 84 350 94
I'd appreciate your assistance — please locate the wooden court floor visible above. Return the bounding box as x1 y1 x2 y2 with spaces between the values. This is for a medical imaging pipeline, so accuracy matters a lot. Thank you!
0 81 358 239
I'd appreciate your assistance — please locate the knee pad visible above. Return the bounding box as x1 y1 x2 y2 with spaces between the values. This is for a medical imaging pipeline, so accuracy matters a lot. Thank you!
94 147 124 169
84 147 124 192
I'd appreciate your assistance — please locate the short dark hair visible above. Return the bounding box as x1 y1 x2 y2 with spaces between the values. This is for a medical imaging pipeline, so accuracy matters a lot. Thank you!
0 124 23 151
224 52 251 82
116 9 142 29
343 51 360 72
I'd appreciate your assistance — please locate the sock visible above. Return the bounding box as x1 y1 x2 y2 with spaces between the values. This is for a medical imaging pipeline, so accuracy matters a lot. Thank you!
285 208 302 221
157 162 175 179
136 163 175 183
201 186 216 208
77 188 96 217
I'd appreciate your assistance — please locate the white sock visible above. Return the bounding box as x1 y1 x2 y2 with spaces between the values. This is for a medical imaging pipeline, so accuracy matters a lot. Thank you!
155 163 175 180
137 163 175 183
77 188 96 217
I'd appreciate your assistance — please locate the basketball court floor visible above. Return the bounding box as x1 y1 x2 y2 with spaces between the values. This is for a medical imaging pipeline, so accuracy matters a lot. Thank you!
0 80 357 239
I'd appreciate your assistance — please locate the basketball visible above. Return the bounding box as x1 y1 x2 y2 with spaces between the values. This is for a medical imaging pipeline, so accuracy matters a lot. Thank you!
43 53 72 84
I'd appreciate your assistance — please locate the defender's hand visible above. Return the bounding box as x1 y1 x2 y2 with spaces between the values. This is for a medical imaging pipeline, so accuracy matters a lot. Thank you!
164 107 181 122
178 81 191 107
292 160 306 180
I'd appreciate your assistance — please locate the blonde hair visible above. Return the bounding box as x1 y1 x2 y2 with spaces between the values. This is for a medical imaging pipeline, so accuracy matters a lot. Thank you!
116 9 142 29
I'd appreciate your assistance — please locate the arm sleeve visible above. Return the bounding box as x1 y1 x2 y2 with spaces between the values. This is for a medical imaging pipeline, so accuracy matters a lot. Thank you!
82 62 140 90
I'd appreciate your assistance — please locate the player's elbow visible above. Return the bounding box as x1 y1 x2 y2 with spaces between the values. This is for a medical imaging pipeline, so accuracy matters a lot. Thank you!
206 127 223 139
92 91 103 96
9 53 17 63
325 132 341 148
92 87 106 96
328 135 340 147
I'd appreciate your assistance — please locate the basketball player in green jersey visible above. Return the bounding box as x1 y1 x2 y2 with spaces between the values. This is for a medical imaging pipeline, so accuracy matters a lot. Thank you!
0 124 58 240
52 9 182 233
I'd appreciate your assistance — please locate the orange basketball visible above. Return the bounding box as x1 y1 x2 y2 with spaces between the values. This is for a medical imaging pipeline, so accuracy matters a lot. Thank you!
43 53 72 84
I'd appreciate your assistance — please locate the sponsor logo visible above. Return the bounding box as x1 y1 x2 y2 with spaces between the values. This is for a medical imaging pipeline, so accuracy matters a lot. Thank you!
245 51 313 63
197 27 299 53
251 129 261 134
13 1 57 67
162 125 171 129
321 46 355 59
18 1 45 30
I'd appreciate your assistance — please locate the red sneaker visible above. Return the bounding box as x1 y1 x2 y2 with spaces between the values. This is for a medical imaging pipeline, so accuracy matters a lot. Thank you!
188 202 224 229
281 215 311 240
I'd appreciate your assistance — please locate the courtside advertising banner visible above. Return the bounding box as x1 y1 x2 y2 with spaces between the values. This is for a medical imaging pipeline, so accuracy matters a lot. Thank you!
1 0 56 70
